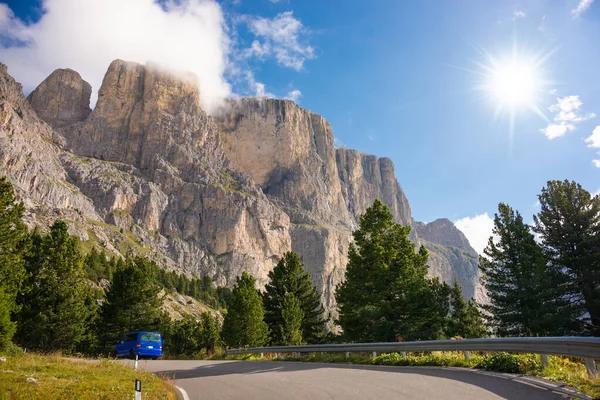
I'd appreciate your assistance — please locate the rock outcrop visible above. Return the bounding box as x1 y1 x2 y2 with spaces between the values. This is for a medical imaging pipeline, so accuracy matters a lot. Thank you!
27 68 92 129
336 147 412 227
0 60 485 317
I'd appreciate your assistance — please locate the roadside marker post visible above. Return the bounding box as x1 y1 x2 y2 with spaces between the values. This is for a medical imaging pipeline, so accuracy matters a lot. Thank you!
134 379 142 400
134 354 139 371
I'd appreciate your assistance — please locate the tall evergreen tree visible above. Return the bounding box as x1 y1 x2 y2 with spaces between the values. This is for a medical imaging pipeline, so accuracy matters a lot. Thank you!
279 293 303 345
17 221 97 352
221 272 268 348
335 199 450 342
480 203 579 336
533 180 600 334
446 280 486 338
199 312 220 354
100 256 164 352
0 177 28 349
263 252 325 345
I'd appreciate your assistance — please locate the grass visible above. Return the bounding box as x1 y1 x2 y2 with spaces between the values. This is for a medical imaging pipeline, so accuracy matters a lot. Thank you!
223 351 600 398
0 352 177 400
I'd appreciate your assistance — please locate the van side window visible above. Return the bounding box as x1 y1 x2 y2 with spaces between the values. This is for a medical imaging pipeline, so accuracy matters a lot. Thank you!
125 333 138 342
140 333 161 342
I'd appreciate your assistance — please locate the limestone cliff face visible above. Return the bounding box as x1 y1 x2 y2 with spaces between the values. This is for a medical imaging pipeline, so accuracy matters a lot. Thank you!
216 98 484 306
4 61 291 290
216 98 351 227
215 98 353 308
2 59 485 315
336 148 412 227
26 68 92 129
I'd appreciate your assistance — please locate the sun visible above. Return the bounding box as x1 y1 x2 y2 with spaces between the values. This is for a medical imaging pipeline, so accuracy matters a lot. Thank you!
489 60 537 107
466 44 555 147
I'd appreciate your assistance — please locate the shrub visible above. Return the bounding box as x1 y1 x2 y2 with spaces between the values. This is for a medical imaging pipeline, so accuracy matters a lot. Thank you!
477 352 521 373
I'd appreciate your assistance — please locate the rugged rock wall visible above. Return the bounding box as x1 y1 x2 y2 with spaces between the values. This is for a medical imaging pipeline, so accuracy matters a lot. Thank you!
336 148 412 227
4 61 291 289
26 68 92 129
216 98 484 304
0 60 484 315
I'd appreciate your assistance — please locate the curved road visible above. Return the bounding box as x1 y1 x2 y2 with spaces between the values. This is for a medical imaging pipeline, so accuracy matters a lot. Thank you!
139 360 585 399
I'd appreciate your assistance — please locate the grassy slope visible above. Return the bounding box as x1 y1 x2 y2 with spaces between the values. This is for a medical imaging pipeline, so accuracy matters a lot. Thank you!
225 351 600 398
0 353 177 400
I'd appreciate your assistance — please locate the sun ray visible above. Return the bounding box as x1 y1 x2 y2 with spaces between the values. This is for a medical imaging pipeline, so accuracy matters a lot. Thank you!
465 42 555 147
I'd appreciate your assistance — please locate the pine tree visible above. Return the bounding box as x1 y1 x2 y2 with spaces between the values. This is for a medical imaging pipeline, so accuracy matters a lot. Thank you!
17 221 97 352
200 312 220 354
335 199 450 342
446 280 486 338
481 203 579 336
167 315 202 357
100 256 164 353
263 252 325 345
221 272 269 348
0 177 28 349
533 180 600 334
280 293 303 345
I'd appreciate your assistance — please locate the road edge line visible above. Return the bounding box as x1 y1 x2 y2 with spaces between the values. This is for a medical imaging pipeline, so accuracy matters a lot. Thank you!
176 385 191 400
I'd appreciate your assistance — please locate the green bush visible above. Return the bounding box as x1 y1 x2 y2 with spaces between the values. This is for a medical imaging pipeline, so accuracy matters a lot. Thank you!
3 342 24 356
477 352 521 373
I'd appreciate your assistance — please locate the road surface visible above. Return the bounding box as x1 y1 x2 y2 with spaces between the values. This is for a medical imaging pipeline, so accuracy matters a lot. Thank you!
140 359 581 399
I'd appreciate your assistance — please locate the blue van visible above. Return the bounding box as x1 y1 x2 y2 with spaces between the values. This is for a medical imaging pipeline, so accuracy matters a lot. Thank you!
114 331 163 359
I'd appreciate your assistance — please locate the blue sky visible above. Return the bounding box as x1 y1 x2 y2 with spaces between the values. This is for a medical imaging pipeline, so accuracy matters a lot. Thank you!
1 0 599 252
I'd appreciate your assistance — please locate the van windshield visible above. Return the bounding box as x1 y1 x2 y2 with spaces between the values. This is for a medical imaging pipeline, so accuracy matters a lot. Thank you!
140 333 161 342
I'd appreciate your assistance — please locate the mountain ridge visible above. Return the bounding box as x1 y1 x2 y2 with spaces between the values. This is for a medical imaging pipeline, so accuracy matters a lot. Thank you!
0 60 485 316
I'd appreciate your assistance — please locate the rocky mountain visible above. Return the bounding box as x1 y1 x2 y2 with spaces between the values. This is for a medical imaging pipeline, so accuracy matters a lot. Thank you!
0 60 485 317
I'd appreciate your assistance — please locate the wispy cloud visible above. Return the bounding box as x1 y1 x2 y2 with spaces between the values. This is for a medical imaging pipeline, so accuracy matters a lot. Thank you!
0 0 231 114
572 0 595 18
513 10 526 20
285 89 301 102
585 126 600 148
454 213 495 254
241 11 315 71
593 159 600 168
540 95 595 139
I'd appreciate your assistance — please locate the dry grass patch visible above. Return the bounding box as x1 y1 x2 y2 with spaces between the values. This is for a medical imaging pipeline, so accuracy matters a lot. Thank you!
0 352 176 400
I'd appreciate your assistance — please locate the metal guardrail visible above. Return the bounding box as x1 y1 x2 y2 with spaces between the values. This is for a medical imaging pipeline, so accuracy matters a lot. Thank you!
226 337 600 376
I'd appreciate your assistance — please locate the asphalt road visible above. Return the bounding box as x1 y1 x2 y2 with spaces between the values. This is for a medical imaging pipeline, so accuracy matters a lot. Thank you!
138 359 583 400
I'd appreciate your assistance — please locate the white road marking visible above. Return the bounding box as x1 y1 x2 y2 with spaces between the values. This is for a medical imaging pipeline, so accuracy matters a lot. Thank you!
176 385 191 400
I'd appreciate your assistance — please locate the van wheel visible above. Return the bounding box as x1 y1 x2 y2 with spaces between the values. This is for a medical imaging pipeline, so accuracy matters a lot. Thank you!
111 350 117 358
129 350 135 360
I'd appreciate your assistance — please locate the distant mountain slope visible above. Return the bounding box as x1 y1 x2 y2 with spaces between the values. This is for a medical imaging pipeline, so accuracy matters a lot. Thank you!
0 60 485 318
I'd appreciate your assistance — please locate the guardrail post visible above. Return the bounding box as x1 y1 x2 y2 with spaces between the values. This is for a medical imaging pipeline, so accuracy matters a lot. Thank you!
463 351 471 361
540 354 549 369
372 351 377 359
277 352 281 359
401 351 407 358
345 352 350 359
260 353 264 359
134 379 142 400
584 358 597 377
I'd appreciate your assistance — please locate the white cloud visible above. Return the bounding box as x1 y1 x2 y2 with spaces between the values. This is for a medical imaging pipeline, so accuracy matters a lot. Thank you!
0 0 231 113
540 95 595 139
242 11 315 71
285 89 301 102
543 123 575 140
533 200 541 208
585 126 600 148
594 188 600 196
513 10 526 20
572 0 595 18
593 159 600 168
454 213 495 255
